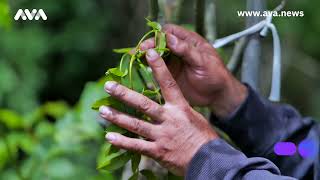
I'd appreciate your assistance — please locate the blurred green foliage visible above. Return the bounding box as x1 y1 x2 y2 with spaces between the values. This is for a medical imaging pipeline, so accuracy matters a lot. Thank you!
0 0 11 29
0 0 138 113
0 0 320 179
0 79 114 179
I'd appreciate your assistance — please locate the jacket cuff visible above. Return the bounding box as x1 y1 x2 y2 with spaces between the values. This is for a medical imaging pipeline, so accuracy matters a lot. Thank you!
185 138 280 180
212 84 279 155
211 84 314 156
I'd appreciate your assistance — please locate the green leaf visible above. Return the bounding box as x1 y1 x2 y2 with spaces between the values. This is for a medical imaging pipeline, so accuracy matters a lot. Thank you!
105 72 121 83
108 145 120 155
128 171 139 180
91 96 122 110
168 172 183 180
35 121 55 138
156 32 167 56
122 59 146 92
104 144 121 159
113 48 133 54
19 134 36 154
41 101 69 119
77 81 108 138
104 67 128 83
6 132 36 157
107 67 128 77
140 169 157 180
98 151 131 171
105 124 127 135
0 140 9 170
142 89 159 99
46 158 74 178
0 109 24 129
131 153 141 172
104 143 112 155
137 61 155 87
146 19 161 31
135 51 146 59
0 0 11 30
97 143 116 169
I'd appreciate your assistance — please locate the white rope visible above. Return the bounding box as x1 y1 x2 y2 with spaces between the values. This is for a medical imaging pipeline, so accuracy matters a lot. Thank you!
212 14 282 102
213 20 267 48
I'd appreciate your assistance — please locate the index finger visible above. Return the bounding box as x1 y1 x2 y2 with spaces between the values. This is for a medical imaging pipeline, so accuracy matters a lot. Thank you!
145 49 186 105
162 24 206 47
163 24 190 40
104 81 165 122
140 38 155 51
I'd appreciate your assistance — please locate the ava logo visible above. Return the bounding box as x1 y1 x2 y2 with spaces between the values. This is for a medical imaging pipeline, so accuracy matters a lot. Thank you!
14 9 47 21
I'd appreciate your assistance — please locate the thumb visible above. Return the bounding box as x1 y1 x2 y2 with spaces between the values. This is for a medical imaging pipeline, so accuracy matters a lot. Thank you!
166 33 201 66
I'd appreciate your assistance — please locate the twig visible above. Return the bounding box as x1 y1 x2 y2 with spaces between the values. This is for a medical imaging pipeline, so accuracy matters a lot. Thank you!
205 0 216 43
227 37 248 73
149 0 159 21
174 0 185 24
273 0 287 12
195 0 205 36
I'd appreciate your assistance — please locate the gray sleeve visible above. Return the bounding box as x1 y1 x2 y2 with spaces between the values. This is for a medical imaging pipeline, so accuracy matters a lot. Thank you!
212 84 319 179
186 139 296 180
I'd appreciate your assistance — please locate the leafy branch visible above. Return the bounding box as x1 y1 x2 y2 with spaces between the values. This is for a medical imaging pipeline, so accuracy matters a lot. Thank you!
92 20 169 179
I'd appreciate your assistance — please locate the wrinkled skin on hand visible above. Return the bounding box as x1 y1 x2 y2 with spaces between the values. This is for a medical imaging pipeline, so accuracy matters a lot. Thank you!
141 24 247 118
99 25 247 175
99 49 217 175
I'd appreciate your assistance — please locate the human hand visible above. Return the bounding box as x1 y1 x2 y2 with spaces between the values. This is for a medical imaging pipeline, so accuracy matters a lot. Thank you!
99 49 218 175
140 24 247 118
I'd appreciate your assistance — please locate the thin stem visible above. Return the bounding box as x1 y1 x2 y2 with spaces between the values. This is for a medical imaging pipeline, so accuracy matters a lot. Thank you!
155 31 158 47
129 30 156 89
175 0 185 24
149 0 159 21
119 53 128 72
205 0 216 42
136 60 162 104
137 65 149 89
195 0 205 36
273 0 287 12
156 90 162 105
129 55 136 89
136 30 155 49
227 37 248 73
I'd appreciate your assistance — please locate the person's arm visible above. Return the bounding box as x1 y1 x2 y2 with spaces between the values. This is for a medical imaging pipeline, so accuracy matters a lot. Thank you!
212 85 320 179
186 138 296 180
98 49 298 179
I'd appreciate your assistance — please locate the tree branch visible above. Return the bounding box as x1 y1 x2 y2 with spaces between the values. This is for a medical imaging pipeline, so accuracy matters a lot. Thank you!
205 0 216 43
227 37 248 73
273 0 287 12
195 0 205 36
149 0 159 21
174 0 185 24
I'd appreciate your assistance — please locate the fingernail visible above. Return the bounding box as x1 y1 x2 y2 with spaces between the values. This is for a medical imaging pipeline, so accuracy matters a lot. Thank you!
146 49 159 62
104 81 117 93
167 34 177 46
140 43 147 51
99 106 112 116
106 133 117 142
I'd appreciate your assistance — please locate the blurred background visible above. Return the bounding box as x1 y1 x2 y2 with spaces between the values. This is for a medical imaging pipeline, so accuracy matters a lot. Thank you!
0 0 319 179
